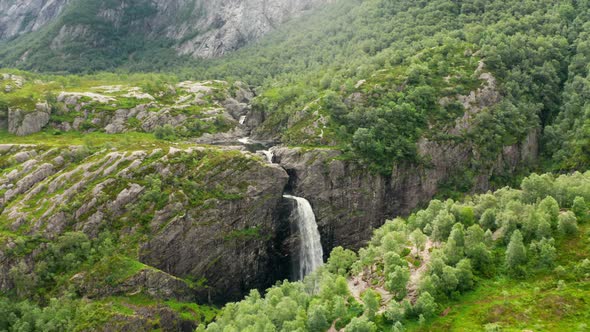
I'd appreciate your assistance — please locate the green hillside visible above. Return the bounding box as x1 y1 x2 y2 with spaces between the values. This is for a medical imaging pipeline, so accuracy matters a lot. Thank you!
0 0 589 331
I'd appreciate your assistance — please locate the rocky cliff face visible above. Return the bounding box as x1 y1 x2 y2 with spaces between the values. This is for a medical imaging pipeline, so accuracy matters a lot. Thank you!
0 0 69 40
272 129 538 257
270 66 539 256
0 0 328 59
0 144 289 306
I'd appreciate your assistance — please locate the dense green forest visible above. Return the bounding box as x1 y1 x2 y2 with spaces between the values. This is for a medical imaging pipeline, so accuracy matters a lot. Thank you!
3 0 589 171
202 172 590 331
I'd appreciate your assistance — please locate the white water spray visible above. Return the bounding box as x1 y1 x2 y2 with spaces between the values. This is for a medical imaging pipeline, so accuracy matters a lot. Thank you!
283 195 324 279
238 137 250 144
258 150 274 163
239 115 247 125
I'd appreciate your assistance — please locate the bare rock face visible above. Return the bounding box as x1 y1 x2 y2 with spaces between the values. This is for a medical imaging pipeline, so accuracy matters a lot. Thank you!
170 0 329 58
7 103 51 136
139 162 290 303
273 147 391 253
0 0 329 58
272 126 538 256
0 0 69 40
0 144 290 305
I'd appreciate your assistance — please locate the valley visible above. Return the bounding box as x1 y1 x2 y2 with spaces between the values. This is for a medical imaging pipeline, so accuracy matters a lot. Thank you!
0 0 589 331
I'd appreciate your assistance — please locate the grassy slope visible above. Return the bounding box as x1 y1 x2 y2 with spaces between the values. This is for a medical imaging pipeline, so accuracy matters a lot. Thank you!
414 224 590 331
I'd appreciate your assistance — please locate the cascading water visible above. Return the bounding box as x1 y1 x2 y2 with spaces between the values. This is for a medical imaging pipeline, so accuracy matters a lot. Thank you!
258 150 274 163
283 195 324 280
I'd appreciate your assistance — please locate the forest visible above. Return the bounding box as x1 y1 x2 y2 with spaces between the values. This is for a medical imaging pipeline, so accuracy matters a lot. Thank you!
202 172 590 331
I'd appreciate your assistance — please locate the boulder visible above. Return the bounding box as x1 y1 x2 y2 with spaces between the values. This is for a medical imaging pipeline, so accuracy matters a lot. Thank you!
8 104 51 136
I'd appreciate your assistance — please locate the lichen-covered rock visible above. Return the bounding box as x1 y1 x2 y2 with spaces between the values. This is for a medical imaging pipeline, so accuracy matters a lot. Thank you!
8 104 51 136
0 144 290 306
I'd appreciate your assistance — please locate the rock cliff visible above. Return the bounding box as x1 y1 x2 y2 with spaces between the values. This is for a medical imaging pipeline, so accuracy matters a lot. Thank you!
0 0 328 59
0 144 289 307
0 0 69 40
270 65 539 256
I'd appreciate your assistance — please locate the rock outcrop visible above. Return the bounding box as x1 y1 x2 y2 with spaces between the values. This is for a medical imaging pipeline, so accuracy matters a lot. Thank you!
0 0 69 40
0 144 290 304
7 103 51 136
2 80 257 138
272 125 538 257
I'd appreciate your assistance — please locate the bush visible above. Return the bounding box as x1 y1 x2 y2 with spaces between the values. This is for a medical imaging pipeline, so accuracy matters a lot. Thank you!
154 124 177 140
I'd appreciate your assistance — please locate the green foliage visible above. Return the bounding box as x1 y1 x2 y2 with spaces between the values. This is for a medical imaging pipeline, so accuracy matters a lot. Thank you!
506 230 527 277
344 316 377 332
205 172 589 331
326 246 358 276
558 211 579 236
2 0 582 173
414 292 437 319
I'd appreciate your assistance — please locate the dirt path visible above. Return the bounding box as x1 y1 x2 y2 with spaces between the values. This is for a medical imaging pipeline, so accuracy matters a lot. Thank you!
406 238 436 303
347 238 437 313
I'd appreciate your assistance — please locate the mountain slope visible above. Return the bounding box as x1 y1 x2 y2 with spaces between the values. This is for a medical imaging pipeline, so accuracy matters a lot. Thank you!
0 0 329 72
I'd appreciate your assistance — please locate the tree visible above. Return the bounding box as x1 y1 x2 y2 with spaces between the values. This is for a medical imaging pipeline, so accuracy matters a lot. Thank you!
536 217 553 240
538 197 560 229
506 230 527 277
529 238 556 270
307 304 330 332
443 237 464 266
572 196 588 222
327 247 358 275
440 266 459 296
414 292 437 318
455 259 474 292
409 228 427 257
465 224 485 250
332 296 347 322
449 223 465 247
483 229 494 247
384 252 404 275
362 289 380 320
465 242 492 276
558 211 578 236
386 266 410 300
385 301 405 323
344 316 377 332
432 210 456 242
479 209 497 231
521 173 553 203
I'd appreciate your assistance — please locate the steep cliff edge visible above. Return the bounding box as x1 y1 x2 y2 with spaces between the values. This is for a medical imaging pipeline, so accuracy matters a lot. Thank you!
270 64 539 255
0 143 289 327
272 129 537 257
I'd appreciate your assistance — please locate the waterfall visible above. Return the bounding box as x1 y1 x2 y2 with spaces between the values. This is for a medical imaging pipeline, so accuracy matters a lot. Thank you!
283 195 324 280
239 115 247 125
238 137 250 144
258 150 274 163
